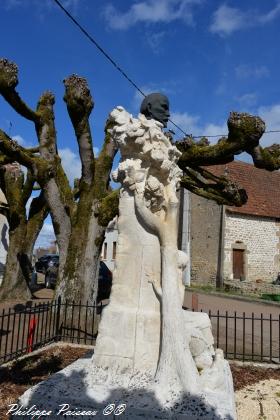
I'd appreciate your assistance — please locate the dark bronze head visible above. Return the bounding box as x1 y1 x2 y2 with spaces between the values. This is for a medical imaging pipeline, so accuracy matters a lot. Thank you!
140 93 170 127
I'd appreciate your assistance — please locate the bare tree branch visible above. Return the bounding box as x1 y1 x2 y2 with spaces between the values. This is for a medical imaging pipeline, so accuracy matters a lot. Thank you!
93 121 118 199
27 146 40 153
64 75 94 186
181 166 248 206
0 130 44 172
0 59 39 122
249 144 280 170
177 112 265 168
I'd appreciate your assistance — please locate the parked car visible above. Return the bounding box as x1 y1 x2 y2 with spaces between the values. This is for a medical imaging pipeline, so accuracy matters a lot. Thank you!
97 261 112 302
44 262 59 289
35 254 59 274
43 257 112 302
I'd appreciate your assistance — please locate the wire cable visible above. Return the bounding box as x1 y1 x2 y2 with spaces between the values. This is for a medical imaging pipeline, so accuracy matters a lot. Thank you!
192 129 280 139
53 1 280 142
53 0 189 137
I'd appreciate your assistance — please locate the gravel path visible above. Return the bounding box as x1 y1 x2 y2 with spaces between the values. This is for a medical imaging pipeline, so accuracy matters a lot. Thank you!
235 379 280 419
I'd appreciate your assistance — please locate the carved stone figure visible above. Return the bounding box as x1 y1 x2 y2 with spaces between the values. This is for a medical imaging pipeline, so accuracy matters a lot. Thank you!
140 93 170 127
93 105 236 417
18 104 237 419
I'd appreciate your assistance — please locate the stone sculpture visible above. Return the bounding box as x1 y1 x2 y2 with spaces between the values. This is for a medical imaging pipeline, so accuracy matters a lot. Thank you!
18 96 236 419
140 92 170 127
93 100 237 418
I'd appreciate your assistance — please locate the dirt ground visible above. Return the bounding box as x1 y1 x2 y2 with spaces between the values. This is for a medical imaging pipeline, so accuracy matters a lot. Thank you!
0 275 54 315
0 345 89 419
1 344 280 419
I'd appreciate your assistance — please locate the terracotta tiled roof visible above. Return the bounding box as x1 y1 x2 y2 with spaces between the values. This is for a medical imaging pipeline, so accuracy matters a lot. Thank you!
206 161 280 219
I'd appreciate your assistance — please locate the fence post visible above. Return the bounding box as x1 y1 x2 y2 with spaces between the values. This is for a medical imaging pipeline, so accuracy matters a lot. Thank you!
191 293 198 311
55 296 62 342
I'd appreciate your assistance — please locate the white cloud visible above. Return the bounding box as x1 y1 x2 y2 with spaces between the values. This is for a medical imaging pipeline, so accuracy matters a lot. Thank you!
132 84 175 112
172 105 280 147
103 0 202 30
58 146 99 186
235 64 270 80
145 31 167 53
26 196 33 217
171 111 227 140
210 3 280 36
58 147 81 186
8 138 97 187
259 2 280 24
35 223 55 249
132 86 156 111
2 0 82 14
236 93 257 108
210 5 245 36
257 104 280 147
12 134 36 148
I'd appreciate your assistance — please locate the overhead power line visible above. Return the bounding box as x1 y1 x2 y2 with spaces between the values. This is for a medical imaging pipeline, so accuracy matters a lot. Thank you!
53 0 280 142
193 129 280 139
53 0 190 137
53 0 188 136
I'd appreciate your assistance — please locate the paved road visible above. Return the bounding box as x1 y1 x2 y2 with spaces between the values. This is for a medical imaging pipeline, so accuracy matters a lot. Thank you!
184 290 280 362
184 289 280 317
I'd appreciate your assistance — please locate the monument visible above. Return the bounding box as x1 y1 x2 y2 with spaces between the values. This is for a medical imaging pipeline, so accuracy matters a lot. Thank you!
92 96 236 418
17 95 236 419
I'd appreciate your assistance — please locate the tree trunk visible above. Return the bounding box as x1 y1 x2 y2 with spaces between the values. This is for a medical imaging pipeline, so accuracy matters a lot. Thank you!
0 220 32 300
55 201 105 304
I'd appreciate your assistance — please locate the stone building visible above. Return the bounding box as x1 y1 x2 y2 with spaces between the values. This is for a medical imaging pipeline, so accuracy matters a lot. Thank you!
190 161 280 286
102 161 280 288
101 217 118 271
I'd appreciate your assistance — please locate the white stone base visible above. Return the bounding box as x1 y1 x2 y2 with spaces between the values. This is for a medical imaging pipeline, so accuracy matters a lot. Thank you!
15 352 236 420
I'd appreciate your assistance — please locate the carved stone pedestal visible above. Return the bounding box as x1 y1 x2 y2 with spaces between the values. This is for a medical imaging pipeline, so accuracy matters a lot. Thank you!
16 108 237 420
94 190 161 375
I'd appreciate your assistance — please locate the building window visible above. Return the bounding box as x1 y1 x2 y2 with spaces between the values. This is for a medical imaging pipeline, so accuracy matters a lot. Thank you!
103 242 107 260
112 242 117 260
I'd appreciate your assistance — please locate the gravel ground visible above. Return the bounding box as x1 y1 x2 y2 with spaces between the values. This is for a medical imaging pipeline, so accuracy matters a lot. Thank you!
235 379 280 419
1 345 280 419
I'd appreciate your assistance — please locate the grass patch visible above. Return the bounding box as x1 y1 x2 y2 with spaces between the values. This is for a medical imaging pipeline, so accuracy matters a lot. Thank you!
261 294 280 302
186 284 267 301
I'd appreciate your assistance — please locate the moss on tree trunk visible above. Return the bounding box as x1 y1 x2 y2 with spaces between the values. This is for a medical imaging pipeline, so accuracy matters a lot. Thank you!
0 219 31 301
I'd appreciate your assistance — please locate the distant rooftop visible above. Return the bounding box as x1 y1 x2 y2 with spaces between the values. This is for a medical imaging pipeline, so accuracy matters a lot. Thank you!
207 160 280 219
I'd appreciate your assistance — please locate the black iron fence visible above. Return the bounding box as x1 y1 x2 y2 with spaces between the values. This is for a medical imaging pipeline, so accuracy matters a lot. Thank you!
208 309 280 363
0 300 280 365
0 297 102 365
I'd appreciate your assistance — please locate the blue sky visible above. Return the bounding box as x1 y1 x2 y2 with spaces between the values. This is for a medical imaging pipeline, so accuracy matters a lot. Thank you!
0 0 280 247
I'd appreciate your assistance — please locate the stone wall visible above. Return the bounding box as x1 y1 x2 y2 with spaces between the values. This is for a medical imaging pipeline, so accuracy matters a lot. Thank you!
224 278 280 297
224 213 280 283
190 194 221 285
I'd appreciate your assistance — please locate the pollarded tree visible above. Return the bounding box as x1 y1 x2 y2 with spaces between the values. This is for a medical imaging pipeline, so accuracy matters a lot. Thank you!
175 112 280 202
0 59 118 304
0 59 279 304
0 163 48 300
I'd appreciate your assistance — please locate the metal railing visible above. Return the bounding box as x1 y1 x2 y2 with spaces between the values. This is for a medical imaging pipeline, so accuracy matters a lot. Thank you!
1 300 279 365
0 297 102 365
207 309 280 363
